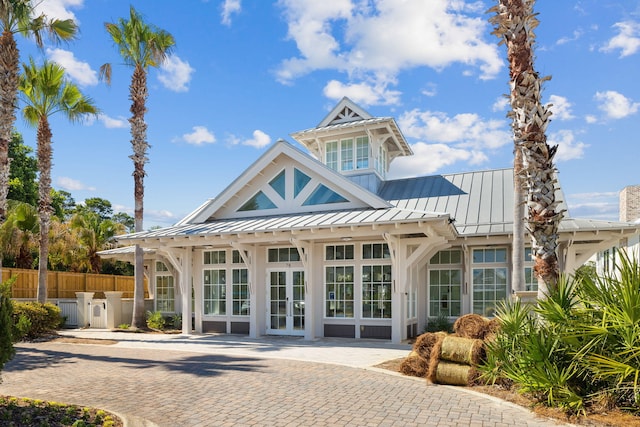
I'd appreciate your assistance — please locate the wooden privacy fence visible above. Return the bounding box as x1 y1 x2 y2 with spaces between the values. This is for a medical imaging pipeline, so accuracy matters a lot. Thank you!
1 268 149 300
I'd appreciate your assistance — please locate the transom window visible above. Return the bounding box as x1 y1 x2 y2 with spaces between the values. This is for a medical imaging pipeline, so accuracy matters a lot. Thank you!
204 250 226 265
268 247 301 263
325 244 354 260
238 190 277 212
362 243 390 259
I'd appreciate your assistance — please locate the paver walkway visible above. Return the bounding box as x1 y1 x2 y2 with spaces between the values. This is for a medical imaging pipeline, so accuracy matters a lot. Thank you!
1 332 567 427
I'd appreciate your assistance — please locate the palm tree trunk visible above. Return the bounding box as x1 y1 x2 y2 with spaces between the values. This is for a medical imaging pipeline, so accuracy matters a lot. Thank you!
0 29 19 224
129 64 149 329
490 0 563 298
0 30 20 281
36 117 53 303
512 148 525 293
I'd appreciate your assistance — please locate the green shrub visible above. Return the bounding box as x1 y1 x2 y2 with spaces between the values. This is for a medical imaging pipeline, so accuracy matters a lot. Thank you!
11 301 63 340
1 278 16 381
146 310 165 330
170 313 182 329
424 312 453 333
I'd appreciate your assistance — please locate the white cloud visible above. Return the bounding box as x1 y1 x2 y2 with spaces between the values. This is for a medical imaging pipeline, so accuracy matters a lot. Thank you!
564 191 619 220
323 79 401 106
548 95 575 121
98 114 127 129
276 0 502 86
46 48 97 87
158 55 194 92
33 0 83 22
399 109 511 151
221 0 242 26
56 176 95 192
585 115 597 124
233 130 272 148
421 83 437 97
548 130 588 162
178 126 216 145
600 21 640 57
492 96 509 112
556 29 583 46
388 142 486 179
595 90 640 119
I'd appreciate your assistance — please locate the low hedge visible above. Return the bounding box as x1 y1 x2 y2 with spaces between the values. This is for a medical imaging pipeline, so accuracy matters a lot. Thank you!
11 302 63 341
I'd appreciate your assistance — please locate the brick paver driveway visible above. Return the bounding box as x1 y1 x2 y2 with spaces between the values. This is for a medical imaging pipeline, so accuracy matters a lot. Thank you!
2 341 563 427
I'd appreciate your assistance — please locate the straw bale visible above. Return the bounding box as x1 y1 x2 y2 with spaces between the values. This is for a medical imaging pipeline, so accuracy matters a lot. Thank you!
434 361 481 386
440 335 486 365
413 331 446 361
453 314 489 340
399 350 429 377
426 332 446 383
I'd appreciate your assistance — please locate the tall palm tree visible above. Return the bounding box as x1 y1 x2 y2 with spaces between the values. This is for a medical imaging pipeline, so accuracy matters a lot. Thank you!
19 58 98 303
0 1 77 223
102 6 174 329
70 210 124 274
490 0 563 298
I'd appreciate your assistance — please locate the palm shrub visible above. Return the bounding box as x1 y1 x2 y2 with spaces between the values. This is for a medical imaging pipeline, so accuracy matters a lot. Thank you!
569 251 640 410
481 252 640 414
480 294 584 412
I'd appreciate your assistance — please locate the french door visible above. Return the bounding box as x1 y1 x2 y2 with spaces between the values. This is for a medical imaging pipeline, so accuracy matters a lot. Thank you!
267 269 305 335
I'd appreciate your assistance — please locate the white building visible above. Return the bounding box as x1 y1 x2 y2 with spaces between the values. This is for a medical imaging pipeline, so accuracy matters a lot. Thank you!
101 98 640 343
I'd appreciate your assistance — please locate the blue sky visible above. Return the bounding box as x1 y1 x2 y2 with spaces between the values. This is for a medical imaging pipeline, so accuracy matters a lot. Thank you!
15 0 640 228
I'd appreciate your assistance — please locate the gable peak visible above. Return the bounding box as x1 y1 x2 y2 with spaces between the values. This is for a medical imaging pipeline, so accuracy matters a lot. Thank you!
318 97 373 127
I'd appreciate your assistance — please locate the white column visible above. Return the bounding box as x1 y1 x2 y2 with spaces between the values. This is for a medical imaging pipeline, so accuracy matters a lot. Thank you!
181 248 193 335
304 242 315 341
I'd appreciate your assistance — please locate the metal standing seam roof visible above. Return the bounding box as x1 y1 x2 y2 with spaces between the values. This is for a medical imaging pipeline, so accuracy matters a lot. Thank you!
291 116 412 157
116 207 449 242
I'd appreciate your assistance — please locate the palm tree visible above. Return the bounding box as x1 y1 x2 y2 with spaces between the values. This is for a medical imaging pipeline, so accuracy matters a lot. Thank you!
0 200 38 268
19 58 98 303
70 210 124 274
489 0 563 298
102 6 174 329
0 1 77 223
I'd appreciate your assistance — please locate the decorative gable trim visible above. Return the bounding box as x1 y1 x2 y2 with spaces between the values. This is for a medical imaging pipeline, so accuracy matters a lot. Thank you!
180 140 391 225
317 97 373 128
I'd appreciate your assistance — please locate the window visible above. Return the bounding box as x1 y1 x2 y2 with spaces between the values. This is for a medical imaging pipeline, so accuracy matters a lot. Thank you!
325 244 354 260
204 269 226 315
376 145 387 178
472 248 508 317
362 243 390 259
326 141 338 171
232 268 249 316
356 136 369 169
204 250 226 265
237 190 277 212
341 139 353 171
155 262 174 312
294 168 311 198
325 136 370 172
302 184 348 206
269 170 286 199
429 250 462 318
232 250 244 264
524 247 537 291
268 247 300 263
325 266 354 318
362 265 392 318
